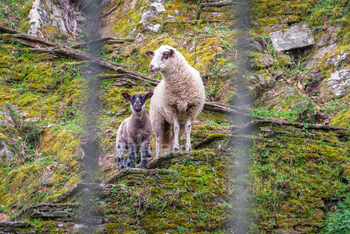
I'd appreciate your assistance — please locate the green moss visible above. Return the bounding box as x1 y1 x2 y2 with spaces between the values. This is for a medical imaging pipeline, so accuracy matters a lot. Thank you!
330 109 350 128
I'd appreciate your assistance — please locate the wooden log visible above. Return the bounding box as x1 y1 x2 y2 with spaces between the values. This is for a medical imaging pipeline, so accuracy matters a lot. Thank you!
71 37 135 49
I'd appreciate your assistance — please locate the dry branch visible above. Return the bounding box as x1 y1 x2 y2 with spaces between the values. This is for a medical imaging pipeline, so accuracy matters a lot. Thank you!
253 119 349 131
99 2 121 18
197 0 237 19
193 133 230 149
71 37 135 49
0 25 22 34
161 20 231 32
204 101 252 117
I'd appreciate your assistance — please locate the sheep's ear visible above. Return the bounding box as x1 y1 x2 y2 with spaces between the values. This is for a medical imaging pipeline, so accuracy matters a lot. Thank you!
122 93 130 100
145 51 154 57
169 49 175 57
145 92 153 100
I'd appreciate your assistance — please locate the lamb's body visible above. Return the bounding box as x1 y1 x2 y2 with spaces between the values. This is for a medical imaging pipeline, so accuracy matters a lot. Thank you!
116 93 153 169
146 45 205 157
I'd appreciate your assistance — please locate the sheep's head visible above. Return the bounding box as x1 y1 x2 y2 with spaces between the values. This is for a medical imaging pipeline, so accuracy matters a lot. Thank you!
122 92 153 114
145 45 175 74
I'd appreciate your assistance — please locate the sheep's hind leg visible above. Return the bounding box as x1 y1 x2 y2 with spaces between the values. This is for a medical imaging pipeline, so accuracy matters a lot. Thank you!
185 119 192 151
125 142 136 168
141 141 149 169
117 141 126 170
173 120 180 151
156 134 162 158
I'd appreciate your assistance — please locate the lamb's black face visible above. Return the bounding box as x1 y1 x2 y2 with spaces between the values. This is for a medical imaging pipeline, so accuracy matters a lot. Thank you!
122 93 153 113
130 94 145 113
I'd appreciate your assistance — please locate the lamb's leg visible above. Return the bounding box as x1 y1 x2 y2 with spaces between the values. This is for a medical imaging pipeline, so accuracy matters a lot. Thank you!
156 134 162 158
185 118 192 151
141 141 149 169
173 118 180 151
116 141 126 170
125 142 136 168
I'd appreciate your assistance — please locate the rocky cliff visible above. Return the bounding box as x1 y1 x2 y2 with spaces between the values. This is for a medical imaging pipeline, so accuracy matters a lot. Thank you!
0 0 350 233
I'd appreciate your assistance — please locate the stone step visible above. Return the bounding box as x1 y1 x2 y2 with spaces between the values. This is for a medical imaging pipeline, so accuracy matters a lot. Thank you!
0 221 30 232
14 203 79 222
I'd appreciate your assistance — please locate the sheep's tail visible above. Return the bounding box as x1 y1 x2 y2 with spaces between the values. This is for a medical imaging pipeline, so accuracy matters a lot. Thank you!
162 121 172 150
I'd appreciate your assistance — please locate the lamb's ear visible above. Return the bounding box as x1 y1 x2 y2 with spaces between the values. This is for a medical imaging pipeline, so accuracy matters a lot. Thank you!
145 92 153 100
169 49 175 57
122 93 130 100
145 51 154 57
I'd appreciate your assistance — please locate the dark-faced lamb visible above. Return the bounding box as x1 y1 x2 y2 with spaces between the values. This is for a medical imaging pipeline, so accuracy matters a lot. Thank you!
145 45 205 158
116 92 153 169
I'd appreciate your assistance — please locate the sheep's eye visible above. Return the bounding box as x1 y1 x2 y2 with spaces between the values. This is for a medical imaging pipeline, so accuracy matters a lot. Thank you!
163 52 169 58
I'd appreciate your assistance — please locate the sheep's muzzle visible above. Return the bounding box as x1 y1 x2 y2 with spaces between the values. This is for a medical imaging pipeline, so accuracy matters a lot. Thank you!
149 65 160 74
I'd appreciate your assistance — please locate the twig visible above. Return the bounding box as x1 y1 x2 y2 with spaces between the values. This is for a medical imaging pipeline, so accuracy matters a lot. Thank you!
99 2 121 18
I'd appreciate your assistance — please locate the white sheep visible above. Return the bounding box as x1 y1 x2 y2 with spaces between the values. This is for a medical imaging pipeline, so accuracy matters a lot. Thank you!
145 45 205 158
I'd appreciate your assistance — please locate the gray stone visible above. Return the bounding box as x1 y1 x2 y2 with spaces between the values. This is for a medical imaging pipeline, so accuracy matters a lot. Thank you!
213 196 225 204
270 25 315 52
326 50 349 68
314 43 337 59
306 43 337 68
39 171 54 185
257 75 265 85
321 68 350 97
258 54 274 68
236 35 262 52
140 1 166 32
264 25 283 31
284 86 296 96
0 138 15 162
72 224 87 231
0 221 29 228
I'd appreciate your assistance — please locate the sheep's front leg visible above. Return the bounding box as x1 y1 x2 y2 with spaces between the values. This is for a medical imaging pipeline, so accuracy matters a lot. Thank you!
125 142 136 168
185 118 192 151
156 134 162 159
117 141 126 170
173 119 180 151
141 141 149 169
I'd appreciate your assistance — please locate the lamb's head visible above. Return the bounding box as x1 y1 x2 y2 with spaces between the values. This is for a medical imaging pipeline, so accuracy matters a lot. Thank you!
122 92 153 114
145 45 175 74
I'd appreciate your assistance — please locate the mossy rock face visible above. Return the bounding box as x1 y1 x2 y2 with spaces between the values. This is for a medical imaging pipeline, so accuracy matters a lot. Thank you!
250 123 350 232
330 109 350 128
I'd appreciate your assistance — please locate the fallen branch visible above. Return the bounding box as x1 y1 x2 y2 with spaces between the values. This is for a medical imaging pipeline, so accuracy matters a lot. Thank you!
204 101 253 117
71 37 134 49
99 2 121 18
197 0 237 19
0 33 56 47
253 119 349 131
0 25 22 34
193 133 230 149
161 20 232 32
27 46 160 85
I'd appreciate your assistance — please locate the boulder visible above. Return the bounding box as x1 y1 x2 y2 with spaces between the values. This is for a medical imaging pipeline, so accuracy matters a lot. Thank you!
0 138 15 162
270 25 315 52
39 171 54 185
140 0 166 32
235 35 262 52
321 67 350 98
